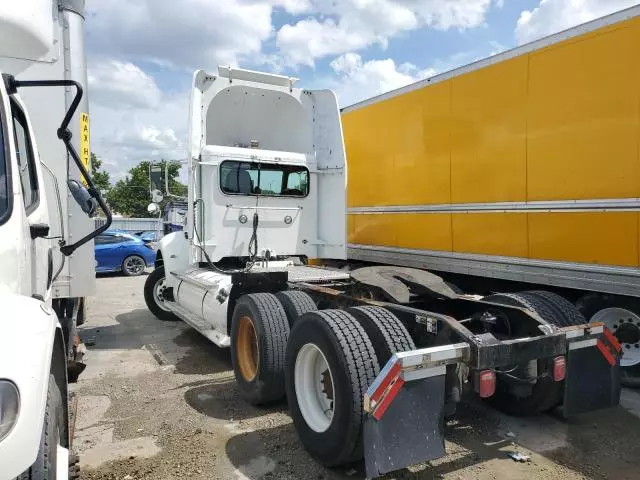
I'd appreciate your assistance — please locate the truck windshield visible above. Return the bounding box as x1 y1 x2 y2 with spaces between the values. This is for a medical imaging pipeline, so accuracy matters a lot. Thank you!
220 160 309 197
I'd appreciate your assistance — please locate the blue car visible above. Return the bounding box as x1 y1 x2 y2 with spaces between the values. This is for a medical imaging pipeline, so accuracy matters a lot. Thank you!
95 230 156 276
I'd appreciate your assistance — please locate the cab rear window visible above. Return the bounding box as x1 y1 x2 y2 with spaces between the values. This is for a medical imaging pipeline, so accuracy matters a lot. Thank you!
220 161 309 197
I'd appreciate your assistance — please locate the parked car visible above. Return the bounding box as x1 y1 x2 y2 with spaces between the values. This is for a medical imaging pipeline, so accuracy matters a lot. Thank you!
95 230 156 276
132 230 162 249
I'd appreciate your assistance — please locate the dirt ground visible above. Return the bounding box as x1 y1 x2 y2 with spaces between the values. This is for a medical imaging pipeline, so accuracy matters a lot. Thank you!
73 274 640 480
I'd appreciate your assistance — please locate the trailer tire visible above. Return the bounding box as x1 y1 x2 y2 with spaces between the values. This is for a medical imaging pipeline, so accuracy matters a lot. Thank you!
275 290 317 327
18 374 65 480
231 293 290 405
526 291 586 327
144 266 179 321
285 310 379 466
347 306 415 366
483 293 564 416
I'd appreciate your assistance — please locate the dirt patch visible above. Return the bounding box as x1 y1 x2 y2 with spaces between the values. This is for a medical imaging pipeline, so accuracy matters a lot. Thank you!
77 275 640 480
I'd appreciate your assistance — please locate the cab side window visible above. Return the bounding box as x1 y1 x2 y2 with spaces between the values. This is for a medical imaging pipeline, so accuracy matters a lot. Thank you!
11 101 38 213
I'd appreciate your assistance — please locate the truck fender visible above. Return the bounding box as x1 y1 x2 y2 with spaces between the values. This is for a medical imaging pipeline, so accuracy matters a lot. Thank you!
156 231 190 287
0 294 65 479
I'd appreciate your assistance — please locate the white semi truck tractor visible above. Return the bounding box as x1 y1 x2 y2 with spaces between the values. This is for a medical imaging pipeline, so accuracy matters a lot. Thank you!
0 1 111 479
144 66 623 477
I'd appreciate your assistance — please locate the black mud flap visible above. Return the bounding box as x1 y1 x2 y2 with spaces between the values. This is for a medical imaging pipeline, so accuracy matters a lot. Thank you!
563 330 621 417
364 375 446 478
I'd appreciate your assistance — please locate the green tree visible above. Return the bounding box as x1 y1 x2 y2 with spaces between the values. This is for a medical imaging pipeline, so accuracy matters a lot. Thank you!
107 160 186 217
90 152 111 193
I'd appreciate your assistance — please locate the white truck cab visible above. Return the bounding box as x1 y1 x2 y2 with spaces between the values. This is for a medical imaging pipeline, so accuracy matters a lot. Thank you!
0 2 110 478
145 66 347 346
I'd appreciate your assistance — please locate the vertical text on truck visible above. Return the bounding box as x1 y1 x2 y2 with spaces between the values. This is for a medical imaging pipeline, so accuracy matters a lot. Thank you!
144 65 622 477
342 5 640 384
0 1 111 479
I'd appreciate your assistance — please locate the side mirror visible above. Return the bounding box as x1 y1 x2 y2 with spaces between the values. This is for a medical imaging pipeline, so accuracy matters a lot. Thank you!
67 179 97 217
147 203 160 214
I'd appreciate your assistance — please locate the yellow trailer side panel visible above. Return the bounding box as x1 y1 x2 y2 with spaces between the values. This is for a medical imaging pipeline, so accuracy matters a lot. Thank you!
344 82 452 207
344 13 640 271
450 56 528 203
351 214 452 252
451 213 528 258
528 212 639 267
527 19 640 200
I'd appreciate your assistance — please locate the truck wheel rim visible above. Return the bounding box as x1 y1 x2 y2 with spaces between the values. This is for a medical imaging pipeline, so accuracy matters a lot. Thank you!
294 343 335 433
153 277 171 312
124 256 145 275
591 308 640 367
237 316 259 381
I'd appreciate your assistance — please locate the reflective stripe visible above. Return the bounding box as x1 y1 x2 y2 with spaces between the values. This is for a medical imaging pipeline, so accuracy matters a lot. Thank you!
597 340 616 366
603 328 622 353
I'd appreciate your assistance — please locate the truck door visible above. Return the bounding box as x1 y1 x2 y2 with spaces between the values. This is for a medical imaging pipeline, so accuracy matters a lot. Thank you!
10 97 51 298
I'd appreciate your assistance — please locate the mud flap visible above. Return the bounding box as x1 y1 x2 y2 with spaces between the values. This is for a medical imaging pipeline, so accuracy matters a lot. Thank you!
362 344 469 478
364 375 446 477
563 326 622 416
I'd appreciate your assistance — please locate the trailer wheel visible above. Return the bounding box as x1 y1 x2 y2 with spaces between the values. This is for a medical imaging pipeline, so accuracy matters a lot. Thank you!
578 293 640 370
347 306 415 366
275 290 317 327
231 293 290 405
483 293 564 416
285 310 379 466
18 374 67 480
144 266 179 321
525 291 585 327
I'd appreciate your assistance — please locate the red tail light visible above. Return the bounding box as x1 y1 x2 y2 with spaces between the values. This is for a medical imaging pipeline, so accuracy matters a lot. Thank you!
553 356 566 382
478 370 496 398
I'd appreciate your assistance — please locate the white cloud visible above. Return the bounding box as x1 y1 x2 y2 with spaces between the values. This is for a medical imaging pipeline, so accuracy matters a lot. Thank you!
90 83 189 182
88 60 162 109
515 0 638 44
86 0 274 69
326 53 434 107
276 0 493 67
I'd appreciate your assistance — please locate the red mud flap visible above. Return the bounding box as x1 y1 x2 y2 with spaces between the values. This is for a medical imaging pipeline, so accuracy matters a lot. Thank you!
562 324 622 417
363 343 469 478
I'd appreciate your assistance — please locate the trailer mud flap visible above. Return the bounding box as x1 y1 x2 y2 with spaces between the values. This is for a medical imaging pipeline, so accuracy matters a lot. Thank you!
563 326 621 416
362 344 469 478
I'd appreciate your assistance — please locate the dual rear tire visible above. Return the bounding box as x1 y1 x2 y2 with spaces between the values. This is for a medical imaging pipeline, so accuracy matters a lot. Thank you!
484 290 586 416
229 292 413 466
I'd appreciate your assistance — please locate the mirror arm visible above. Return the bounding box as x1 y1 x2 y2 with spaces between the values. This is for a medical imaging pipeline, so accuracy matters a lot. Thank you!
7 77 112 256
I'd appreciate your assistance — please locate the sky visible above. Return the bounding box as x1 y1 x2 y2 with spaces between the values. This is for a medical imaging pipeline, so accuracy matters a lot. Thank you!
84 0 640 181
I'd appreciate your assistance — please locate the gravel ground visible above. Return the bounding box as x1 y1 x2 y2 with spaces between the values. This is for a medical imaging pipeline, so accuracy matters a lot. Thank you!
73 274 640 480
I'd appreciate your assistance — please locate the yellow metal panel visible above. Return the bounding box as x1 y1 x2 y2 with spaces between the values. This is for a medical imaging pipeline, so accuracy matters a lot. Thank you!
350 214 397 247
349 213 452 251
343 82 452 208
347 214 356 244
527 17 640 200
529 212 639 267
450 56 528 203
452 213 528 257
393 213 452 252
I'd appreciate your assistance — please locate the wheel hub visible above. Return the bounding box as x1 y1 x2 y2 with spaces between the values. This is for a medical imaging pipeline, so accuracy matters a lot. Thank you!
591 307 640 367
236 316 259 382
294 343 335 433
153 278 171 312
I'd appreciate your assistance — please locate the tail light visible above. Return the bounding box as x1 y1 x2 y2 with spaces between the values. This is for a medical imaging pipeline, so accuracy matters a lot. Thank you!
478 370 496 398
553 356 566 382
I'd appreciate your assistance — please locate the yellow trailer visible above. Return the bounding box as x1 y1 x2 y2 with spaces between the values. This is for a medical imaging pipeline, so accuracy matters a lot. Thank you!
342 6 640 372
